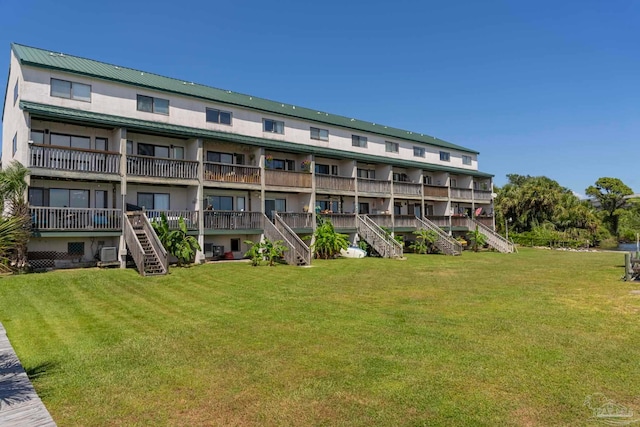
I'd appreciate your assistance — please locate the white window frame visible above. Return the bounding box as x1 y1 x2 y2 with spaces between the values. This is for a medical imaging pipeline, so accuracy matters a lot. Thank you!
263 119 284 134
413 146 425 158
352 135 367 148
137 94 169 115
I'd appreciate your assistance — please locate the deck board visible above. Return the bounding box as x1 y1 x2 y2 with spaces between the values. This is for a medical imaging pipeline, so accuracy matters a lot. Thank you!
0 323 56 426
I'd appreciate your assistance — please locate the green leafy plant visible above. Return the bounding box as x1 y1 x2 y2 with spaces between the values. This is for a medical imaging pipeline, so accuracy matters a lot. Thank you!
381 226 403 245
309 217 349 259
468 225 487 252
410 229 439 254
243 238 287 266
152 213 201 267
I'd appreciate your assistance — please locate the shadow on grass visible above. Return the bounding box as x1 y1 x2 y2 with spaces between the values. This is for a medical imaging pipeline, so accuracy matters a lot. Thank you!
0 353 56 409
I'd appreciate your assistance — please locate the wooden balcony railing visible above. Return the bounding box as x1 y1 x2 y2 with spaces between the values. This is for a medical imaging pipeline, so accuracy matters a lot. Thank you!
29 144 120 174
265 169 312 188
321 213 356 229
451 216 470 227
450 187 473 199
203 211 264 230
30 207 122 231
423 185 449 198
366 214 393 228
145 210 198 230
426 216 450 227
393 182 422 197
203 162 261 184
279 212 313 229
394 215 418 228
316 174 355 192
474 190 493 201
127 155 199 179
475 216 494 228
357 178 391 194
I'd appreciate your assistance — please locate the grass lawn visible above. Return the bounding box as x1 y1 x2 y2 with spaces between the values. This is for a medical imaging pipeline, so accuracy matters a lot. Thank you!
1 248 639 426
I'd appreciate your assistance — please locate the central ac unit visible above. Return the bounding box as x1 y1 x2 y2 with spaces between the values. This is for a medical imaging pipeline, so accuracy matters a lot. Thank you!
100 247 118 262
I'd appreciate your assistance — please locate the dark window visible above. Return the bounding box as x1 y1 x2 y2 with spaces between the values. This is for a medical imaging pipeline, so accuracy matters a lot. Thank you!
385 141 399 153
95 138 108 151
31 130 45 144
310 127 329 141
440 151 450 162
51 78 91 102
137 193 170 210
206 108 232 125
462 155 472 165
68 242 85 256
206 195 233 211
231 238 241 252
137 94 169 114
137 143 170 158
49 188 90 208
95 190 108 209
315 164 330 175
50 133 90 149
357 168 375 179
413 147 425 158
352 135 367 148
358 202 370 214
13 80 18 105
29 188 45 206
316 200 338 212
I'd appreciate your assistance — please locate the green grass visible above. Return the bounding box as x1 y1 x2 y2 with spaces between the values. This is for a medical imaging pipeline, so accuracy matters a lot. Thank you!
1 248 639 426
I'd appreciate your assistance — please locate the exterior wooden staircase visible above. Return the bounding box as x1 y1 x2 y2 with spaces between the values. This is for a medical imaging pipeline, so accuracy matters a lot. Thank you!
263 213 311 266
124 212 168 276
356 215 403 258
466 217 516 253
416 216 462 255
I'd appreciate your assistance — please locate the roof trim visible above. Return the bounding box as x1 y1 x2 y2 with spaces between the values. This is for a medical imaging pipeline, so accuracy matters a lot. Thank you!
11 43 480 155
20 101 493 178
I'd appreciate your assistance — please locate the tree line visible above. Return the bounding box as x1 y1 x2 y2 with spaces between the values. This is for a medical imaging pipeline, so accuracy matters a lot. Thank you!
494 174 637 248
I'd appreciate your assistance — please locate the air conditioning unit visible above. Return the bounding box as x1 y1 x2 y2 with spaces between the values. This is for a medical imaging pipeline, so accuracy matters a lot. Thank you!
100 247 118 262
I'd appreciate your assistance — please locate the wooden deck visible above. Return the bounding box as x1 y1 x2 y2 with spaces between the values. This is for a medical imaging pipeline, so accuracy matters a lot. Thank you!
0 323 56 426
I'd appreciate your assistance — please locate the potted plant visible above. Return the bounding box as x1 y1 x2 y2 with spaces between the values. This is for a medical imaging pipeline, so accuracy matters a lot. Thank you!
265 155 274 169
301 159 312 172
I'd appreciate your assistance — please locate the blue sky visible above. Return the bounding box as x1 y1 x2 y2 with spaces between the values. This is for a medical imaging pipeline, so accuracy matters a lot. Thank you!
1 0 638 196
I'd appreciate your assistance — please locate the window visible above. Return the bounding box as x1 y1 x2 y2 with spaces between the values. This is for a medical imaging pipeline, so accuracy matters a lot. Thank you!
68 242 85 256
352 135 367 148
394 203 402 215
137 94 169 114
462 155 472 165
310 127 329 141
440 151 450 161
357 168 375 179
393 172 408 182
206 108 232 125
50 189 90 208
13 80 18 105
316 163 338 175
95 190 108 209
31 130 45 144
271 159 295 171
172 146 184 160
51 78 91 102
12 133 17 156
206 195 233 211
316 200 339 213
50 133 90 149
137 193 169 210
450 178 458 188
207 151 244 165
423 175 432 185
231 238 241 252
95 138 108 151
29 188 45 206
137 143 170 158
413 146 425 158
126 140 133 155
385 141 399 153
358 202 370 214
263 119 284 134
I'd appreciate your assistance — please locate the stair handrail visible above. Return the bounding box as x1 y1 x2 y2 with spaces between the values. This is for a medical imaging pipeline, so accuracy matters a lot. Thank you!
469 217 515 253
357 215 403 258
124 214 147 276
416 216 462 255
140 212 169 272
263 214 299 266
273 212 311 266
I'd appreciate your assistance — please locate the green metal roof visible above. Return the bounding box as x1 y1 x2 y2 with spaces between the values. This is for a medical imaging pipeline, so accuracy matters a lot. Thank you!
12 43 479 155
20 101 492 178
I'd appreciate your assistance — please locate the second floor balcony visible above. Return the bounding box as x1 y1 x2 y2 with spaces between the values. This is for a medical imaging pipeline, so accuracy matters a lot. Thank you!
203 211 264 230
265 169 312 188
144 210 199 231
423 185 449 198
30 207 122 231
393 181 422 197
316 174 355 193
357 178 391 195
29 144 120 175
203 162 261 185
127 155 199 180
450 187 473 200
474 190 493 201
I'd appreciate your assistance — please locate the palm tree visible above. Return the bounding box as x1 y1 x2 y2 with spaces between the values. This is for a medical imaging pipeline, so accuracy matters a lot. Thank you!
0 161 31 272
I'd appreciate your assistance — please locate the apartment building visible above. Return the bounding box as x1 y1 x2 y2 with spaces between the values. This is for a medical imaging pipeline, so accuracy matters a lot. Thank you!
2 43 510 274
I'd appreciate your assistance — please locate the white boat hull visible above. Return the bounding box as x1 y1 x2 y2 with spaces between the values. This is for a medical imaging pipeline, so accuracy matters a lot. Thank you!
340 247 366 258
